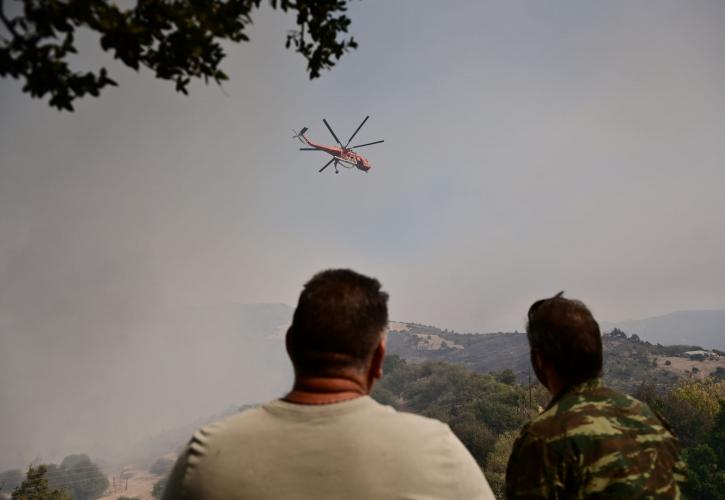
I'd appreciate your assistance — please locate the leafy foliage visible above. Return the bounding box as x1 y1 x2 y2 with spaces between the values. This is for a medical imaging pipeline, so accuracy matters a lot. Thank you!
634 377 725 497
683 444 725 500
11 465 70 500
484 431 517 498
48 454 108 500
712 400 725 466
376 351 725 498
659 378 725 446
0 0 358 110
373 355 548 468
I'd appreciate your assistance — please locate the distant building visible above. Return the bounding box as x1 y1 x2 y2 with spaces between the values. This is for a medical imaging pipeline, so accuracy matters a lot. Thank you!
684 350 720 360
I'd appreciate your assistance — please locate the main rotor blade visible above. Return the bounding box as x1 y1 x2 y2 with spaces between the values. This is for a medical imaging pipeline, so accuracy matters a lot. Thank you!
319 158 335 173
350 140 384 149
345 115 369 147
322 119 343 147
300 147 318 150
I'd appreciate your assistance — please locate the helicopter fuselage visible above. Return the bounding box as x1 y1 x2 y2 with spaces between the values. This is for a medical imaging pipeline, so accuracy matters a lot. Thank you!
301 137 371 171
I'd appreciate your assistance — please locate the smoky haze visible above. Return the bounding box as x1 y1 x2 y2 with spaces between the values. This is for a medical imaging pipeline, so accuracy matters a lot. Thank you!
2 1 725 470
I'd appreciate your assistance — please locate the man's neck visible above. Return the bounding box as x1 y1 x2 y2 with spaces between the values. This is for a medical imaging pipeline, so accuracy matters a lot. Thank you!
283 374 369 405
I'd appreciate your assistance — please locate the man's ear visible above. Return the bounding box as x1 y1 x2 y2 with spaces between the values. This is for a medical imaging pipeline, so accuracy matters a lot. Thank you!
371 335 387 381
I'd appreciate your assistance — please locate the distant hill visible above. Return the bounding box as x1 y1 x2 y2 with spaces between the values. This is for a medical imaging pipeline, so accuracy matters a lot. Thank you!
601 309 725 350
387 322 723 393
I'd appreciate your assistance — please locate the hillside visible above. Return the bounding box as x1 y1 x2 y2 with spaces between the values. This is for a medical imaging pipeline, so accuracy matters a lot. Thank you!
387 322 725 393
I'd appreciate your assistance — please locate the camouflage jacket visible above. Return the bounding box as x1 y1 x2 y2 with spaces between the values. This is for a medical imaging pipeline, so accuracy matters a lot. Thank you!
505 378 686 499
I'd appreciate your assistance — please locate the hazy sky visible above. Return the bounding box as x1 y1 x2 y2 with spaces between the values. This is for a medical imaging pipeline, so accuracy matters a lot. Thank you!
2 0 725 468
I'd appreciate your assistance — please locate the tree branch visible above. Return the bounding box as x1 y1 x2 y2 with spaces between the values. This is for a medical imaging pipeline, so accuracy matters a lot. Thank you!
0 0 19 38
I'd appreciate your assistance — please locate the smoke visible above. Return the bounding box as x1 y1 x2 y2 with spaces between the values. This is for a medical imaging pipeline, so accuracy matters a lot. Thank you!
3 1 725 470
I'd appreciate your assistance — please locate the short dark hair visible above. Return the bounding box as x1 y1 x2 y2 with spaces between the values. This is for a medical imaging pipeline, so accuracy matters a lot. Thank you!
526 292 602 385
286 269 389 373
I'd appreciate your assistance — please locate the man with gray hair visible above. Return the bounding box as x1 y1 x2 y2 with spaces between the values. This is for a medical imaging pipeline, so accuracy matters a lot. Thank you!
164 269 494 500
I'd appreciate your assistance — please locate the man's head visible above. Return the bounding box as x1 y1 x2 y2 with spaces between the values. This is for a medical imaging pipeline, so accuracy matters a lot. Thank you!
526 292 602 391
286 269 389 378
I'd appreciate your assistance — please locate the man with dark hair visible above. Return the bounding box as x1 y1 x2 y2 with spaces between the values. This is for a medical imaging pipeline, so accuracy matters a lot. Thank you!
164 269 494 500
506 292 686 499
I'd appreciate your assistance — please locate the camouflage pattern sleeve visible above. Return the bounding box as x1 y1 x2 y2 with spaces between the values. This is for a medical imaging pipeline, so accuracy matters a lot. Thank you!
505 426 571 499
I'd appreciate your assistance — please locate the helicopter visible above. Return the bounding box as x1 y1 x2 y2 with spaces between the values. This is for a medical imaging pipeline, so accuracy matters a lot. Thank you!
293 116 384 174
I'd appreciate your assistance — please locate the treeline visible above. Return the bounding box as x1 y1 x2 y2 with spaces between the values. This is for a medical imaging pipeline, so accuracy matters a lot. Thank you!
387 324 713 394
636 378 725 498
1 454 107 500
373 355 725 499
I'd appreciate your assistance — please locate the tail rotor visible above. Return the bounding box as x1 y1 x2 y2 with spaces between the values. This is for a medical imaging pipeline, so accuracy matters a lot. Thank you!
292 127 309 144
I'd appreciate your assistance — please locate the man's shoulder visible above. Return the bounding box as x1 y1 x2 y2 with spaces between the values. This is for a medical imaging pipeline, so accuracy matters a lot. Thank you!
196 398 451 439
378 403 448 427
382 407 454 439
524 381 656 441
188 405 268 446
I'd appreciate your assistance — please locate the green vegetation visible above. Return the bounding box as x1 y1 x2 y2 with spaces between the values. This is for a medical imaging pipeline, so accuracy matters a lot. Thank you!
11 465 70 500
0 0 358 110
484 431 517 498
636 379 725 499
373 355 548 484
387 324 706 393
50 454 108 500
6 455 108 500
375 353 725 499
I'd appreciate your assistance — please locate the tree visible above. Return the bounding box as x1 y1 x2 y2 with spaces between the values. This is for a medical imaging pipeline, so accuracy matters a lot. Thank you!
0 0 358 110
485 431 518 499
494 369 517 385
11 465 71 500
681 399 725 499
609 328 627 339
41 455 109 500
682 444 725 500
711 400 725 471
662 378 725 445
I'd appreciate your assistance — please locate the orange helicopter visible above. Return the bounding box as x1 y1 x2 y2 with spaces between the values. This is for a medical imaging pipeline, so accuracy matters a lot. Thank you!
293 116 384 174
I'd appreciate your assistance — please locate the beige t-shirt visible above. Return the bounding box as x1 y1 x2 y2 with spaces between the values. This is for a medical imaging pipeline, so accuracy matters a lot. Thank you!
163 396 495 500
